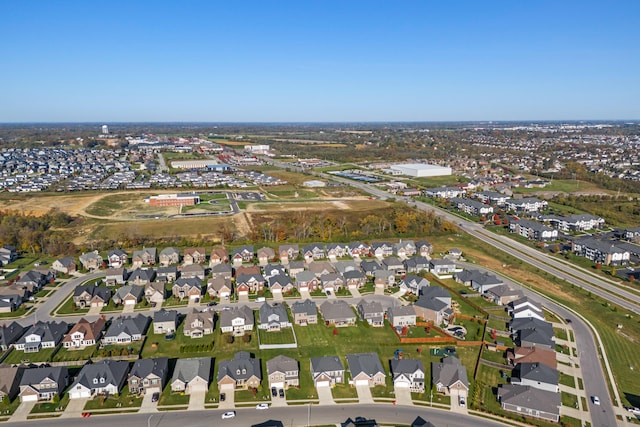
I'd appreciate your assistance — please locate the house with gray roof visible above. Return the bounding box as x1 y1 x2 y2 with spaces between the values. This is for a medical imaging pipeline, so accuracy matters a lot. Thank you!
356 300 385 327
382 257 405 274
388 305 417 328
105 267 127 285
14 321 68 353
128 268 156 285
286 260 305 276
159 247 180 266
415 240 433 257
498 384 560 422
428 259 458 278
267 355 299 389
73 284 112 308
403 256 430 273
454 269 502 293
516 328 555 351
451 197 494 216
432 356 469 397
331 260 360 274
0 366 23 402
414 287 452 325
263 263 287 280
258 302 291 331
326 243 348 260
107 249 128 268
291 299 318 325
112 285 144 306
52 256 76 275
79 250 103 271
278 244 299 264
320 272 344 292
132 247 157 268
302 243 325 262
0 321 26 351
217 352 261 390
372 242 393 258
395 240 417 258
144 281 166 306
172 277 202 302
181 263 206 280
310 356 344 387
373 269 395 288
268 274 294 294
171 357 211 394
68 360 129 399
153 309 178 334
320 300 356 327
485 284 523 306
16 270 48 292
19 366 69 402
391 358 425 392
509 219 557 242
231 245 254 265
220 305 254 336
346 353 385 387
295 270 319 292
183 308 214 338
103 314 150 344
360 260 382 276
343 269 367 288
347 241 370 257
211 263 233 280
511 362 559 393
128 357 169 395
399 275 429 295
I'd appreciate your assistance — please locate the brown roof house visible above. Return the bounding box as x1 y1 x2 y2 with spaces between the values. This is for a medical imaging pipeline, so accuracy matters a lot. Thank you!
0 366 24 403
208 247 229 267
206 277 232 299
62 317 106 349
183 247 207 265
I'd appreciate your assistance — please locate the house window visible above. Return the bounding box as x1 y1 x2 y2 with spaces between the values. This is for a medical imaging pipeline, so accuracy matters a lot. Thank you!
131 380 137 385
100 378 105 384
93 379 98 384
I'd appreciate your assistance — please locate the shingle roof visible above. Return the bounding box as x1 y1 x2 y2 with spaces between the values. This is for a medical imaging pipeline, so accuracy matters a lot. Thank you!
71 360 129 390
291 299 317 316
217 352 261 382
311 355 343 373
266 355 298 375
346 353 385 377
173 357 212 383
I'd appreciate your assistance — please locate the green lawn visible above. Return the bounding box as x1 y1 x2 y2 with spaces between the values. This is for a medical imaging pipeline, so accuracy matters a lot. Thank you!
83 386 142 410
158 384 190 406
29 394 70 414
95 341 144 358
559 372 575 388
486 317 509 332
141 323 215 359
52 346 96 362
554 327 569 341
331 383 358 399
480 349 507 365
0 305 30 318
235 388 270 403
561 391 578 408
0 396 26 416
258 327 296 345
54 295 89 315
3 347 57 364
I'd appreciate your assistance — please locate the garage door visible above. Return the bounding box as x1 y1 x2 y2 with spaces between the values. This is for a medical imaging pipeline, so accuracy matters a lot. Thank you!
188 383 207 393
355 379 369 386
395 381 410 388
70 390 91 399
316 381 330 387
270 382 284 389
21 394 38 402
125 300 135 305
220 383 235 391
272 289 282 294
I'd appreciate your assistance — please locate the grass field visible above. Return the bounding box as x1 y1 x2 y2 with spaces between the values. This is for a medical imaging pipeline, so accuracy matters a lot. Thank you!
83 386 142 410
52 346 96 363
257 327 296 345
141 323 214 359
4 347 57 364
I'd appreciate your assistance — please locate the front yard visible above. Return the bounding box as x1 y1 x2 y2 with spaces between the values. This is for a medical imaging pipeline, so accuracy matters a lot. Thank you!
83 386 142 410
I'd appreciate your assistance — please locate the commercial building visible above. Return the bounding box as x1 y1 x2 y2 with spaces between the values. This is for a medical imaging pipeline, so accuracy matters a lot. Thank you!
145 194 200 207
388 164 452 177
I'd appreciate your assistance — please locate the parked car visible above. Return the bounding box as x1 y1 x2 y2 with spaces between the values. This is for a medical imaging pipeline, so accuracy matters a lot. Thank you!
151 392 159 402
459 396 466 407
279 389 285 398
220 393 226 402
256 403 269 410
221 411 236 419
592 396 600 405
271 387 277 397
208 301 217 306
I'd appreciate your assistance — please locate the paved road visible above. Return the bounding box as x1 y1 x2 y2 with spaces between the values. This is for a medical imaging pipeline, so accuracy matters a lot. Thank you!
6 404 511 427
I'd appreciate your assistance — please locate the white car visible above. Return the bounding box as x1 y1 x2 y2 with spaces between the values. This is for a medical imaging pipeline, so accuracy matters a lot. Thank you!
256 403 269 410
221 411 236 419
592 396 600 405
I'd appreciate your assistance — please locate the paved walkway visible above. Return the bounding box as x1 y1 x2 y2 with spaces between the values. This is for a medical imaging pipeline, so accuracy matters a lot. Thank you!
138 392 159 414
218 386 235 410
272 292 284 302
122 303 135 313
349 288 361 298
88 305 103 315
9 401 36 422
393 385 413 406
374 285 385 295
60 397 89 418
187 389 206 411
316 385 335 405
355 384 374 404
238 294 249 303
300 290 312 300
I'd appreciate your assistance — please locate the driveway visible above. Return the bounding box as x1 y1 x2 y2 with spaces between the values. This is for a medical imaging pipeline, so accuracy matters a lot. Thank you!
187 389 206 411
349 288 361 298
9 401 36 422
88 305 103 315
218 385 235 410
300 290 312 300
355 384 374 404
316 385 335 405
60 397 89 418
394 385 413 406
122 303 135 313
138 391 159 414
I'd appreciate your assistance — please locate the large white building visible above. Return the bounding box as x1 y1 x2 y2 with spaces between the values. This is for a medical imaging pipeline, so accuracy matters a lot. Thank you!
388 164 452 177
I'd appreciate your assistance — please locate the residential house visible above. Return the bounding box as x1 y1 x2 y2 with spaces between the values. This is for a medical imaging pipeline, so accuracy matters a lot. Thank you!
509 297 544 321
431 356 469 398
258 302 291 331
403 256 429 274
291 299 318 325
278 244 299 264
156 265 178 283
208 247 229 266
19 366 69 402
497 384 560 422
128 357 169 395
571 237 630 266
268 274 294 295
475 191 511 205
356 300 385 327
267 355 299 389
211 263 232 280
172 277 202 302
513 328 555 351
399 275 429 295
286 260 305 277
509 219 558 242
343 270 367 288
451 197 494 216
219 305 254 336
373 270 395 288
79 250 103 271
52 257 76 275
112 285 144 306
485 284 524 305
0 321 26 351
107 249 128 268
235 264 261 277
231 245 254 265
183 247 207 265
159 247 180 266
320 272 344 292
507 347 557 370
62 317 106 349
346 353 385 387
0 366 23 402
415 240 433 257
382 257 405 274
319 300 356 327
295 270 319 292
104 267 127 286
394 240 417 258
414 287 453 325
457 270 503 294
308 261 336 277
331 260 359 275
206 277 232 299
0 295 21 313
348 242 371 258
128 268 156 286
16 270 48 292
181 264 206 280
371 242 393 258
73 285 112 308
257 247 276 265
511 362 559 393
310 356 344 387
144 281 166 306
302 243 325 262
391 358 425 392
183 309 215 338
326 243 348 260
14 321 68 353
0 245 17 266
388 305 417 328
69 360 129 399
153 309 179 335
171 357 211 394
429 259 458 278
132 247 157 268
509 317 553 336
423 186 466 199
262 263 286 281
103 314 150 344
235 273 265 295
217 352 261 390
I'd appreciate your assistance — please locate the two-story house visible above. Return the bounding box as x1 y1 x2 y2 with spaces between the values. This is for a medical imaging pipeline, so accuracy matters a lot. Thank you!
128 357 169 395
267 355 299 389
183 309 215 338
62 317 106 349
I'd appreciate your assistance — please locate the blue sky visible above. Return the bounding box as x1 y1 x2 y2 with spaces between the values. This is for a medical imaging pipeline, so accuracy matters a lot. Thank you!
1 1 639 122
